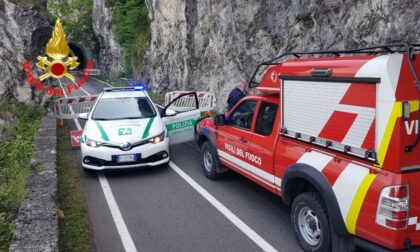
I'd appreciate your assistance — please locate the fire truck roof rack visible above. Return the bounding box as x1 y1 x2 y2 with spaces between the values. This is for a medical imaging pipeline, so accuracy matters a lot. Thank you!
249 43 420 151
249 43 419 87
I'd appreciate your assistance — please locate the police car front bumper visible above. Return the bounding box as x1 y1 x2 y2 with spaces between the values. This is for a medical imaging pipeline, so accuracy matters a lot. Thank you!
81 138 170 170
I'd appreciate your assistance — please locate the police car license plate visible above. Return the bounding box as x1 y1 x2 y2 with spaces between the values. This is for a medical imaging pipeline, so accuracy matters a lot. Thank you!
116 154 137 163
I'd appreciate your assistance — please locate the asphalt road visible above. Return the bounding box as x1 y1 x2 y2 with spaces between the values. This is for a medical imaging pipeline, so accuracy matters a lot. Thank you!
58 73 305 252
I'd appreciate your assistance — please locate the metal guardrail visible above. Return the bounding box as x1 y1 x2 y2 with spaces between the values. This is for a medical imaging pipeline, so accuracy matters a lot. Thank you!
118 78 136 84
89 69 100 76
78 69 100 76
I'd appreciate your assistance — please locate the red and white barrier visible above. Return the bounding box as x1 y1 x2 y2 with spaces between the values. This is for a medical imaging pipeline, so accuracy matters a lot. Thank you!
54 95 98 119
165 91 216 112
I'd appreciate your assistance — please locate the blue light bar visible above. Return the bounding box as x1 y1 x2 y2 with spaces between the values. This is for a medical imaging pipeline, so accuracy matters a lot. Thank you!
131 81 147 90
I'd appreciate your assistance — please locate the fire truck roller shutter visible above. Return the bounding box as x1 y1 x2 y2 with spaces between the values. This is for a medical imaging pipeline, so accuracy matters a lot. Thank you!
281 77 378 161
281 163 348 236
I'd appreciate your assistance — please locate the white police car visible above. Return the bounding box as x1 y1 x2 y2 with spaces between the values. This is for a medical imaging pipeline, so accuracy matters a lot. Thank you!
78 86 201 170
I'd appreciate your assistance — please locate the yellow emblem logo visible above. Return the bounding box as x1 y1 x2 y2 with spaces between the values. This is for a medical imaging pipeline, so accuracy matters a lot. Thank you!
36 19 80 81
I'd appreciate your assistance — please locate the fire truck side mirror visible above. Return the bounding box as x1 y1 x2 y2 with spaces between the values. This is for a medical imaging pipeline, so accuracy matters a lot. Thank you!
214 114 226 126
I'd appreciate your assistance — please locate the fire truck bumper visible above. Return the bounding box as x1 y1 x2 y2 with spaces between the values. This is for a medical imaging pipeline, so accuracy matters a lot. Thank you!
355 237 420 252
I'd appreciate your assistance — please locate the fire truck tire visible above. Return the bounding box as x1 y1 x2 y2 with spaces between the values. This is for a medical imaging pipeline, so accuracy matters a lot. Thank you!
292 192 335 252
201 141 224 180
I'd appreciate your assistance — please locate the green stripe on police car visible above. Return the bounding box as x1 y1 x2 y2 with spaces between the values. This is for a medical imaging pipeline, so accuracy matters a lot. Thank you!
142 117 155 139
166 118 197 131
95 121 110 141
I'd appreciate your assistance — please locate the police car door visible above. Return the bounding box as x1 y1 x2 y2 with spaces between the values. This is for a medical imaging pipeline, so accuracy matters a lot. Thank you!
161 92 201 145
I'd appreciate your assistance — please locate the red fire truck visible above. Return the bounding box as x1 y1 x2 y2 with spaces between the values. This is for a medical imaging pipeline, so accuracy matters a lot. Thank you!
196 44 420 251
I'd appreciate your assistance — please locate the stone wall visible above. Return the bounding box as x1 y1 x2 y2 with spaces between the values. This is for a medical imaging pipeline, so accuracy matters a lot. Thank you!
140 0 420 111
9 113 58 252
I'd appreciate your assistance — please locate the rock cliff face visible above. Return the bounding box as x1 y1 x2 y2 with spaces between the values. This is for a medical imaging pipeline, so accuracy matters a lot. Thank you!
92 0 125 76
0 0 50 103
140 0 420 111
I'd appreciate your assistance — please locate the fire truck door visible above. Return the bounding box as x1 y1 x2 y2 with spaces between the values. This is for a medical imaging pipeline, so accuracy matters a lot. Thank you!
217 100 258 174
249 101 279 189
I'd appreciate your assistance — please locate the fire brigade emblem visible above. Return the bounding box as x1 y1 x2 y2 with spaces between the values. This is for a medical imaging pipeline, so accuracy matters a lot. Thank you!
271 71 278 83
36 19 79 81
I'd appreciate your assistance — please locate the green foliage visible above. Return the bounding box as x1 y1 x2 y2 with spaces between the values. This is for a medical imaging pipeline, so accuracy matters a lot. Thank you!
110 80 126 87
112 0 150 71
56 125 92 252
0 101 43 251
48 0 100 53
0 212 14 252
104 0 117 8
116 71 128 78
0 0 5 12
148 91 165 104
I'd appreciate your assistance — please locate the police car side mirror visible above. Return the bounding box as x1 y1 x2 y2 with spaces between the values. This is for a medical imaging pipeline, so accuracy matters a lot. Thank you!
78 113 88 120
162 109 177 117
214 114 226 126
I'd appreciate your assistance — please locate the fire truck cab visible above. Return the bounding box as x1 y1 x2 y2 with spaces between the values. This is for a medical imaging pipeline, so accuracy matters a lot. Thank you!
196 44 420 252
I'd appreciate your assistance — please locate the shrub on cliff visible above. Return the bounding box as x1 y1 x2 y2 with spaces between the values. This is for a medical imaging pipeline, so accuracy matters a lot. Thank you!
106 0 150 72
48 0 100 53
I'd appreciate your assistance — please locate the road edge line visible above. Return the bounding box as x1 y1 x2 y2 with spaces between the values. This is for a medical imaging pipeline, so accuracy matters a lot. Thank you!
169 161 277 252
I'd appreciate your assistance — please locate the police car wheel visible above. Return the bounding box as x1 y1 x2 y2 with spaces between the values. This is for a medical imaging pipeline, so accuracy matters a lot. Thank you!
201 142 223 180
292 192 331 252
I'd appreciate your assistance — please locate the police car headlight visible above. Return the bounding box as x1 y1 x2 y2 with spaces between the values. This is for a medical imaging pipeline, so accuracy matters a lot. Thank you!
148 132 165 144
86 137 104 148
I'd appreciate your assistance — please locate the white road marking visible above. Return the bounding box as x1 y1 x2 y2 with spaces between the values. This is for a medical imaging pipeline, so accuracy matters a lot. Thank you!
169 161 277 252
79 85 90 95
59 79 138 252
98 173 138 252
69 78 93 96
88 75 113 87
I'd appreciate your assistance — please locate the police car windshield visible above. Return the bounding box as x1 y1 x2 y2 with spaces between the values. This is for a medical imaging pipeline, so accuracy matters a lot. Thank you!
92 97 156 120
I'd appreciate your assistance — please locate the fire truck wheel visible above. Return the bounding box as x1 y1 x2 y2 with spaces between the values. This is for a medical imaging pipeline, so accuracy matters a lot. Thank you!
292 192 332 252
201 141 223 180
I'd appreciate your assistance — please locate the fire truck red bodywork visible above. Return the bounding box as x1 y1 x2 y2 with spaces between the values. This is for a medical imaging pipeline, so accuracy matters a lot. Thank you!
197 51 420 251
